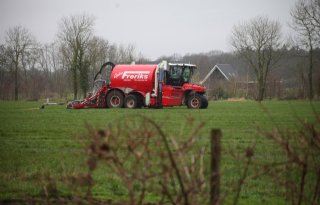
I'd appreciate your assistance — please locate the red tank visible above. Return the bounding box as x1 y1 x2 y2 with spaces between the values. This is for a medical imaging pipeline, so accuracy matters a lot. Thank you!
110 64 157 94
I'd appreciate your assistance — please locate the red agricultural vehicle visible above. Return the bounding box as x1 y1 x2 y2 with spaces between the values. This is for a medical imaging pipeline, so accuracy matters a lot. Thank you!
67 61 208 109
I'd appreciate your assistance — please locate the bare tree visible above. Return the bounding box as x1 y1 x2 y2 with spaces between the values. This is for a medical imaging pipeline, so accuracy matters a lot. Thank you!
107 43 118 63
305 0 320 40
0 45 7 68
5 26 35 100
0 44 12 99
231 16 283 101
86 36 110 86
21 43 42 100
57 14 94 99
291 0 320 100
116 44 137 64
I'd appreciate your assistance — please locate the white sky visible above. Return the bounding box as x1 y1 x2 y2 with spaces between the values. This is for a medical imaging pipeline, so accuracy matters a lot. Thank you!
0 0 295 60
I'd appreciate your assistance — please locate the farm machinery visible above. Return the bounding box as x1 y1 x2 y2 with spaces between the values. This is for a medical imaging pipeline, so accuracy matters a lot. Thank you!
67 61 208 109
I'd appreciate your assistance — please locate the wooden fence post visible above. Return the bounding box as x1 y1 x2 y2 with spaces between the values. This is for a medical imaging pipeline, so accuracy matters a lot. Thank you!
210 129 221 205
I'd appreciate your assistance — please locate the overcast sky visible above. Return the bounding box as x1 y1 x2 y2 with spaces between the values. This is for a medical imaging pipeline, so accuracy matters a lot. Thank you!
0 0 295 60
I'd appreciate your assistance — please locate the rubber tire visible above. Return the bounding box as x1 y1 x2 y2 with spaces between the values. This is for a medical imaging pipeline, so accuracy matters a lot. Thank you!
106 90 124 108
124 94 139 108
200 95 208 109
187 93 202 109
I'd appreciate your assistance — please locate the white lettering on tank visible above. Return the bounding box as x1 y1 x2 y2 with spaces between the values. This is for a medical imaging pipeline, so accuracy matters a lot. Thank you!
120 71 150 81
113 72 123 79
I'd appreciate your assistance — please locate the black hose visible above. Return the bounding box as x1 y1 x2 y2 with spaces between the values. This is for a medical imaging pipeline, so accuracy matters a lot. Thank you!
94 62 115 81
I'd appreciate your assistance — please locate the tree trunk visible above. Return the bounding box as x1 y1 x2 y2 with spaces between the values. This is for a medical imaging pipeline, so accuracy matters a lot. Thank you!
14 66 18 101
257 84 264 102
308 47 313 100
14 59 19 101
246 70 249 98
256 76 265 102
79 54 89 99
72 68 78 100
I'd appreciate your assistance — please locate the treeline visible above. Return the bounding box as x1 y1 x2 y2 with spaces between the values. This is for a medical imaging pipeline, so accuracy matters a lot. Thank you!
0 0 319 101
0 14 147 101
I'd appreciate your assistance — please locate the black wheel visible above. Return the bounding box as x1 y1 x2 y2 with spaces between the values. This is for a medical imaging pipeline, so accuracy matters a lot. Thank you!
124 94 139 108
200 95 208 109
106 90 124 108
187 93 202 109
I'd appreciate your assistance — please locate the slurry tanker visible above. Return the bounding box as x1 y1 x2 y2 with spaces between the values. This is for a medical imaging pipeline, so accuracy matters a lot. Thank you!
67 61 208 109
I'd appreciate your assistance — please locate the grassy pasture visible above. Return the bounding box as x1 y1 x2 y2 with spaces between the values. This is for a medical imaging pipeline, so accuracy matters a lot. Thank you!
0 100 319 204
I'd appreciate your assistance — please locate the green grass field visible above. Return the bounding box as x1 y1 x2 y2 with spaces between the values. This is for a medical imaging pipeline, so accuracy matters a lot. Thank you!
0 100 319 204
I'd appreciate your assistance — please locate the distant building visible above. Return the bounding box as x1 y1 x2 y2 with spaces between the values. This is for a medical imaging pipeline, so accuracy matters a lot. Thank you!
200 64 238 84
200 64 238 99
